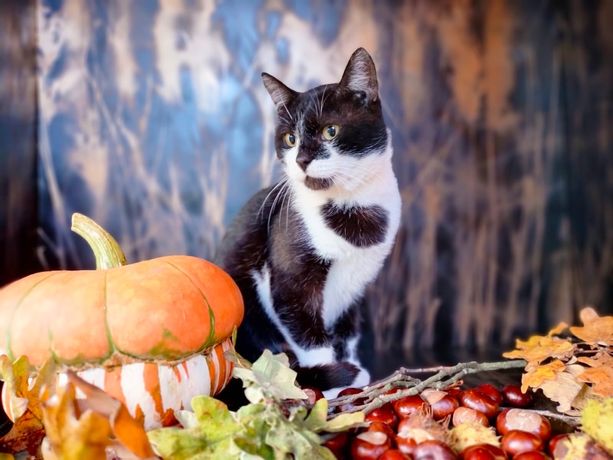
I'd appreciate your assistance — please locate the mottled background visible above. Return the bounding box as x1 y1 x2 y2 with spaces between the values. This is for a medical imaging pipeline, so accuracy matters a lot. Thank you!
1 0 612 376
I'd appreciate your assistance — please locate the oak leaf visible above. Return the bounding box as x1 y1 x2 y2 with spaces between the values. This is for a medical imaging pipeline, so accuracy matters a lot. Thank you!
41 382 112 460
521 359 565 393
66 372 155 458
570 307 613 346
503 330 574 365
577 366 613 398
538 366 588 414
0 356 55 455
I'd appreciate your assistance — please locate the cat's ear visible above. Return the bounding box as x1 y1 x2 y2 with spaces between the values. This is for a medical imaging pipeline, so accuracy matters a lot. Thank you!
262 73 298 109
339 47 379 101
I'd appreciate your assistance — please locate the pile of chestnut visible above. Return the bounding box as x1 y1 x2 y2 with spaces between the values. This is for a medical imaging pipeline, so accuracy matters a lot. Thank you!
321 383 570 460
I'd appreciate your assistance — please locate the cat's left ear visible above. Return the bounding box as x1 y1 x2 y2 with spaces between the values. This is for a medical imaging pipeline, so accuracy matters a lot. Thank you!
339 47 379 102
262 73 298 110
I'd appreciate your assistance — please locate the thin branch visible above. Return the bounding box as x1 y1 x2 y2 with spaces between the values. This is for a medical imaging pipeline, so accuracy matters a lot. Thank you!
328 360 527 416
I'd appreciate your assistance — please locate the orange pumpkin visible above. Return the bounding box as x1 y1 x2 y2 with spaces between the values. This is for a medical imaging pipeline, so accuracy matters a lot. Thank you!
0 213 244 429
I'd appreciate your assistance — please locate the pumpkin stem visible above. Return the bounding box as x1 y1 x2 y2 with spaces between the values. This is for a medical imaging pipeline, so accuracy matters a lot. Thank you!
71 213 127 269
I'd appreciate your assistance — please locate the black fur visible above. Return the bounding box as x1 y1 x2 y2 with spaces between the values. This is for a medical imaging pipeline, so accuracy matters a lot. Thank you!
215 48 390 392
321 202 388 247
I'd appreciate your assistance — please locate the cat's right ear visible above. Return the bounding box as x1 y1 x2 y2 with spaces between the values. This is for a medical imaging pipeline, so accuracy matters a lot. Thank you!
262 73 297 110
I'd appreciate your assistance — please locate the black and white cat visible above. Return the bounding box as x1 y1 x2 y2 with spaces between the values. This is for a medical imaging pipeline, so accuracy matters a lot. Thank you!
215 48 401 398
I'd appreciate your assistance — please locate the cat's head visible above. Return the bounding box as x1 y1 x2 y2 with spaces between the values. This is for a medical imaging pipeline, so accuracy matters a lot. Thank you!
262 48 389 194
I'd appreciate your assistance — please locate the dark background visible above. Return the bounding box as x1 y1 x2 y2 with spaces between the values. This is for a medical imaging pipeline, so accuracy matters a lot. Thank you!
1 0 612 375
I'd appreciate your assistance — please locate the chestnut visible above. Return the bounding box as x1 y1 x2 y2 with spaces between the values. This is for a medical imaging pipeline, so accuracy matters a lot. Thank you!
323 431 349 459
365 403 398 429
379 449 410 460
337 387 366 411
460 389 499 418
446 387 464 400
452 407 489 427
412 440 456 460
395 435 417 456
513 451 550 460
501 430 543 457
502 385 533 408
393 395 429 419
302 386 325 405
476 384 503 406
547 433 569 455
421 389 460 421
351 431 392 460
496 409 551 441
461 443 506 460
367 420 396 440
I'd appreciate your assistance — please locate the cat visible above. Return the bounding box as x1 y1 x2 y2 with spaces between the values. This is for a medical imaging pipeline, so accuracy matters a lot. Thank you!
215 48 401 398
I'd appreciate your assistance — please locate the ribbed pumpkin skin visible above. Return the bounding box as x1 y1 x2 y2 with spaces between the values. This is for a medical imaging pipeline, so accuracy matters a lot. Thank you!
2 338 235 430
0 255 244 366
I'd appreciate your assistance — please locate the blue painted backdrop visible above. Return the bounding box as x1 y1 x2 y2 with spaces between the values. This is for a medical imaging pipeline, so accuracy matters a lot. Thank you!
1 0 612 369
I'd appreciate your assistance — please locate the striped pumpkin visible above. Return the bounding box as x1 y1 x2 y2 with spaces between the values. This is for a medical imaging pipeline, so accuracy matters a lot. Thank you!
0 213 244 429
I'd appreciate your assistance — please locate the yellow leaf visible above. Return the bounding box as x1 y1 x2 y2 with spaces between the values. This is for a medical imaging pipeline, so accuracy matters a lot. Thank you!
577 351 613 368
548 322 569 336
67 372 155 458
503 334 575 365
41 383 112 460
577 366 613 398
539 370 588 414
0 409 45 455
521 359 565 393
570 307 613 345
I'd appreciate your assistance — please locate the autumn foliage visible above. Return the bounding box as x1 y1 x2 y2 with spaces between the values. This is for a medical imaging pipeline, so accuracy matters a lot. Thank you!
503 307 613 414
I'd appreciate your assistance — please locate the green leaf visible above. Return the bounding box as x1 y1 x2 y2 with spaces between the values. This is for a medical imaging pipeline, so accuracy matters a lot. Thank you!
233 350 307 402
147 396 241 460
299 398 365 433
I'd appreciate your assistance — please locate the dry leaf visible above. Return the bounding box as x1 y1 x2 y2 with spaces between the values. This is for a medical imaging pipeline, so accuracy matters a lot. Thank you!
521 359 565 393
503 334 575 365
0 356 56 455
538 369 588 414
570 307 613 345
0 409 45 456
577 366 613 398
41 382 112 460
66 372 155 458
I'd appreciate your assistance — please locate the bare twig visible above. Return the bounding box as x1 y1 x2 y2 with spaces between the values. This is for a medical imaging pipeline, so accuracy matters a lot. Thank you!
328 359 527 416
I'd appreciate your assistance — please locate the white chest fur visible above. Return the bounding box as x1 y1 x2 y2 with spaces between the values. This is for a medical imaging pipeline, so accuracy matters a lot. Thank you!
292 157 401 330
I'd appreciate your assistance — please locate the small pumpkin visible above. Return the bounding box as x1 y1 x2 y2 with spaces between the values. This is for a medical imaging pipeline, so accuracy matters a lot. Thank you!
0 213 244 429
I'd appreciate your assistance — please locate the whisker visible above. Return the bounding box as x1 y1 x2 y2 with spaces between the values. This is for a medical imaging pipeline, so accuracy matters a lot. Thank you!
267 181 289 232
257 178 287 220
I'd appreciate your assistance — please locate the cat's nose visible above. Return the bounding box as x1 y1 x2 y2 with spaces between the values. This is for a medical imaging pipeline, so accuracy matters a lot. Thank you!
295 151 312 172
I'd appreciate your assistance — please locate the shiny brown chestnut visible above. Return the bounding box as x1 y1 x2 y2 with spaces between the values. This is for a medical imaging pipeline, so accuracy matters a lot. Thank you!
476 383 503 406
501 430 543 457
461 443 506 460
365 403 398 429
392 395 429 419
412 440 456 460
496 409 551 441
421 389 460 421
513 451 551 460
460 389 499 418
452 407 490 427
395 435 417 457
323 431 349 459
351 431 392 460
302 386 325 405
547 433 569 455
502 385 533 408
337 387 366 412
367 420 396 440
379 449 410 460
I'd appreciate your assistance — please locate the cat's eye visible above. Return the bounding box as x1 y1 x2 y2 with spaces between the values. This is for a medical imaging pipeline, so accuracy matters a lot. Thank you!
283 132 297 147
322 125 340 140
